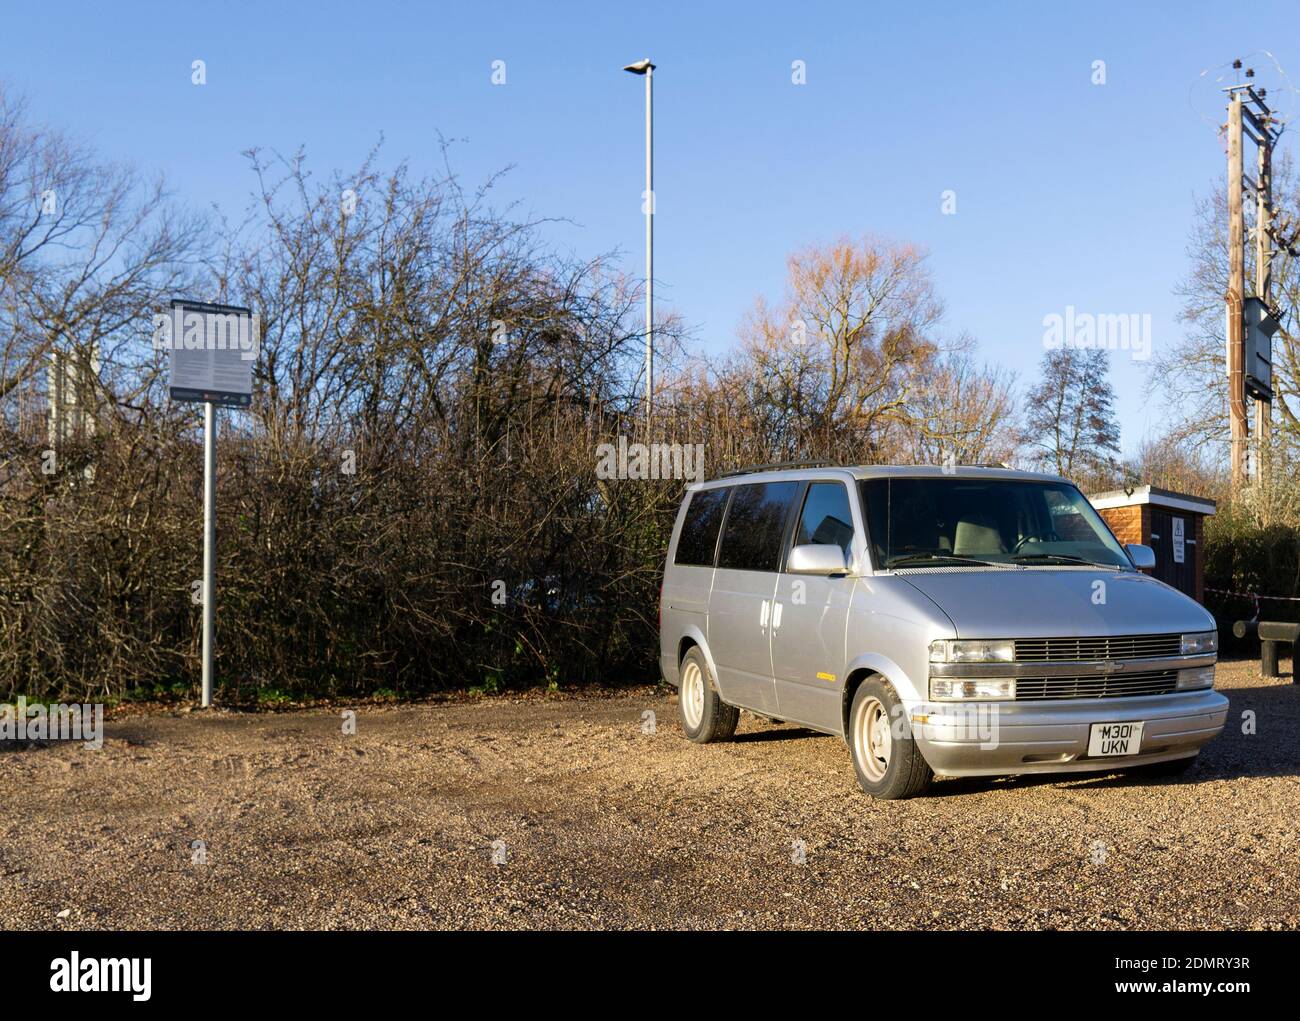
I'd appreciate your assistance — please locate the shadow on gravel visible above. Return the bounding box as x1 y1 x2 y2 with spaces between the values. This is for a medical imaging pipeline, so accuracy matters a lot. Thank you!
935 770 1209 798
0 741 41 754
732 727 823 744
928 674 1300 798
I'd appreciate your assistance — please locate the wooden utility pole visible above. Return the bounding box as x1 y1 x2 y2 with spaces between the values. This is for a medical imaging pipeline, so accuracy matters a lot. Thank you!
1226 91 1247 489
1222 65 1290 486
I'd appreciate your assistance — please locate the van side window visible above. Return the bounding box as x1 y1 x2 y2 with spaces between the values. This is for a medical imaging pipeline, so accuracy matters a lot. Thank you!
674 487 730 566
793 482 855 562
716 481 799 572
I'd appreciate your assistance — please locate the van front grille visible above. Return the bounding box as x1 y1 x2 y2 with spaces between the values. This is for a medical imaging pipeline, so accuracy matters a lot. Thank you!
1014 670 1179 701
1014 634 1182 663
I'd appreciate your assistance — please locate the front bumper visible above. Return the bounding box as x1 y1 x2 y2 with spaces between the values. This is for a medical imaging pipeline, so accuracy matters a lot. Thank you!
912 688 1229 777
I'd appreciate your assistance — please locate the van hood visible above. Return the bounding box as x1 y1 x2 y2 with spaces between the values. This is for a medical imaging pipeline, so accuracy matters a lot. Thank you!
897 568 1215 639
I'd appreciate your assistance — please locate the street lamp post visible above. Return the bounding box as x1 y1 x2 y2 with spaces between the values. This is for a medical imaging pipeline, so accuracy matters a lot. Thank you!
623 58 655 426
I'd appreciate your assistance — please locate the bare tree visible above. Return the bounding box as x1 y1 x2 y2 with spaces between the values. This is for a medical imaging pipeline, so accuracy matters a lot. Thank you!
0 86 204 429
902 349 1018 466
1121 434 1228 502
730 236 943 459
1023 346 1121 486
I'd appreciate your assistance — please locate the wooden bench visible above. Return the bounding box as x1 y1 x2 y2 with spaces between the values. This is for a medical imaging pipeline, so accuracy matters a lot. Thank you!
1233 619 1300 680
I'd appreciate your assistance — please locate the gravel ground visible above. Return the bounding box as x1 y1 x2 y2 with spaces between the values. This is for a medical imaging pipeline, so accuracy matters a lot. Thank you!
1 658 1296 930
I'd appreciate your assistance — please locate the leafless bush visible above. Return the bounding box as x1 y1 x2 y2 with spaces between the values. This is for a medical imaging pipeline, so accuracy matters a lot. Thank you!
0 105 1024 704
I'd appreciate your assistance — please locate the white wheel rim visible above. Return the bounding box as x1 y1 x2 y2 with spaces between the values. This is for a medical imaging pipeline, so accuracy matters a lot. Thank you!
680 660 705 730
854 696 892 782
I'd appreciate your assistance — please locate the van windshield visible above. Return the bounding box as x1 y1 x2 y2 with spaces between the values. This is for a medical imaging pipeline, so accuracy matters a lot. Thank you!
859 477 1131 569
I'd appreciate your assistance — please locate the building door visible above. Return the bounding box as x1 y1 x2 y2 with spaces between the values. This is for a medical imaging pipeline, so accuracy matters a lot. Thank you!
1148 508 1195 599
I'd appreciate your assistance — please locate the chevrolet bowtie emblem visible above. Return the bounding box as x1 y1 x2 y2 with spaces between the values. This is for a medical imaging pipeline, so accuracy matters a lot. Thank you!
1098 661 1123 675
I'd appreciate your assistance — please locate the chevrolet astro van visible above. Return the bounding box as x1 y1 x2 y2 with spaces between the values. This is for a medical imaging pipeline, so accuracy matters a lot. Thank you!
658 464 1227 799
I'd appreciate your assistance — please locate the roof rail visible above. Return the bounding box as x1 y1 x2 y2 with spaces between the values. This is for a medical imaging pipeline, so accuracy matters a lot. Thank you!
712 459 835 480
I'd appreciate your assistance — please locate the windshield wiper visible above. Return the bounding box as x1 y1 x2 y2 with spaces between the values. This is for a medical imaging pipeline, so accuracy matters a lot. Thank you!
885 552 1010 569
1010 552 1117 568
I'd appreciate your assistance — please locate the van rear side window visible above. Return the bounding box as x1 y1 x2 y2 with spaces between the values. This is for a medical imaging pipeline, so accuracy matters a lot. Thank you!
674 487 730 566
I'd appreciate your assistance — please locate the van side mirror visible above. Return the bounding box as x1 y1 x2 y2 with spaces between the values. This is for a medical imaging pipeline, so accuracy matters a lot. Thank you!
1126 544 1156 570
788 544 848 575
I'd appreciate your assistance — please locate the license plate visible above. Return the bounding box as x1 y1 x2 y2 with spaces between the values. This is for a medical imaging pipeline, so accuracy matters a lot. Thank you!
1088 721 1144 757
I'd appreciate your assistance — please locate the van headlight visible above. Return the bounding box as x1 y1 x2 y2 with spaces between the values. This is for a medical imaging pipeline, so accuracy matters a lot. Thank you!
1176 665 1215 690
929 677 1016 701
1180 630 1218 656
929 639 1014 663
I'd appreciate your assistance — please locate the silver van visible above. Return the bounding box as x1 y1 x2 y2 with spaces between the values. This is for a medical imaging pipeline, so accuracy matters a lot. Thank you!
658 464 1227 799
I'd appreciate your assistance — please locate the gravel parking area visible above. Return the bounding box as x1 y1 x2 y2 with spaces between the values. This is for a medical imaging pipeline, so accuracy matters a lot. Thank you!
1 658 1296 930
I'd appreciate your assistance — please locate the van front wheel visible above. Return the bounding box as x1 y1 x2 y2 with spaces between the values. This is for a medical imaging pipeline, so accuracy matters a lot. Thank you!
848 678 933 799
678 648 739 743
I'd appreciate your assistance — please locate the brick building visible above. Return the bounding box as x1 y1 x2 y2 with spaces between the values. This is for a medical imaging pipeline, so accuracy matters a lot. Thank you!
1087 486 1216 605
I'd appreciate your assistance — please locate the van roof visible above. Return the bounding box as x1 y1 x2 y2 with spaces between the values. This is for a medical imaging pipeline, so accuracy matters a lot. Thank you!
688 464 1070 491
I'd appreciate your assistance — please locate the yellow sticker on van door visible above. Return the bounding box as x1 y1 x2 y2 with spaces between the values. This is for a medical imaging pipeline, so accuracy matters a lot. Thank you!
816 672 836 682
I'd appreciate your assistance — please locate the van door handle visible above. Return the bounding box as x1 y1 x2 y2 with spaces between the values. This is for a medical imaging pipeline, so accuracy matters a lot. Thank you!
772 601 783 629
760 599 770 629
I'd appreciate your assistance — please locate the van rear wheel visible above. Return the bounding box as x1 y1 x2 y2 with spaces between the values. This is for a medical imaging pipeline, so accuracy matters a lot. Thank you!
678 648 739 743
848 678 933 800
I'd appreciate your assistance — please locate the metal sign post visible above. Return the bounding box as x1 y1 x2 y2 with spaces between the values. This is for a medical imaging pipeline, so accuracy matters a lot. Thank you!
202 400 216 707
161 299 257 708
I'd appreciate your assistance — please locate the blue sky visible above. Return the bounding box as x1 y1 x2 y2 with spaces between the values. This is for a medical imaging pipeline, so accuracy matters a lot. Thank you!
3 0 1297 455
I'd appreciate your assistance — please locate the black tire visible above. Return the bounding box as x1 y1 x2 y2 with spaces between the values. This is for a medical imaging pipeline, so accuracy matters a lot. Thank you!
847 677 933 800
677 647 739 743
1132 754 1198 777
